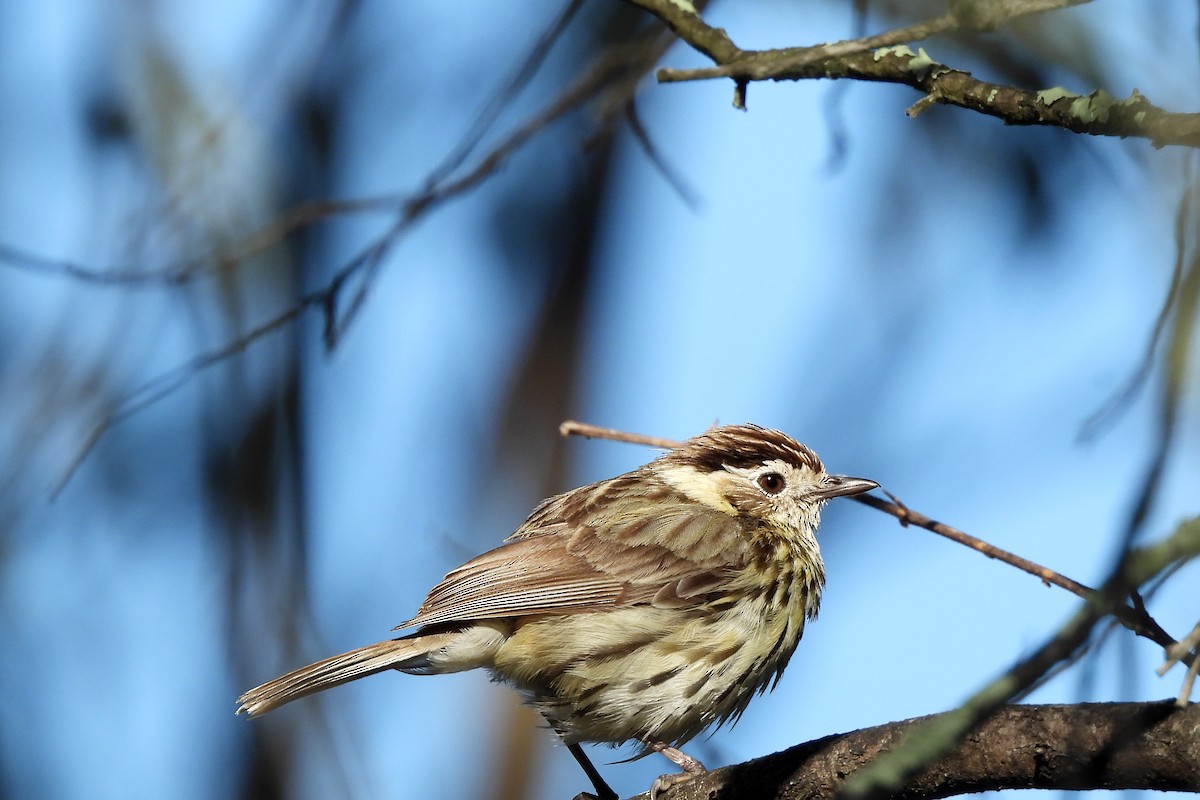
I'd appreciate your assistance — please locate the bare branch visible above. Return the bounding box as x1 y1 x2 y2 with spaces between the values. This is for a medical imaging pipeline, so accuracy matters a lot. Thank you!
1079 172 1192 441
324 33 672 345
0 3 587 289
623 0 1200 148
636 0 1095 82
49 30 675 495
558 421 1189 663
423 0 587 188
559 419 683 450
557 421 1086 596
0 197 395 286
838 516 1200 800
51 304 305 498
1159 620 1200 705
1111 205 1200 556
621 100 700 209
618 0 741 64
642 702 1200 800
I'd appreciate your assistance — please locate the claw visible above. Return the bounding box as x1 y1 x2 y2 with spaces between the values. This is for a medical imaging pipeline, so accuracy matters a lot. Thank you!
650 770 698 800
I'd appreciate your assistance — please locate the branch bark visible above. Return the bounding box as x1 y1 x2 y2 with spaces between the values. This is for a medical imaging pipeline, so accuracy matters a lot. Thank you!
635 702 1200 800
623 0 1200 147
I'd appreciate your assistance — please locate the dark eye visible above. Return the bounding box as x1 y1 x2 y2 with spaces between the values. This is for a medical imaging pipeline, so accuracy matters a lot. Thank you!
757 472 785 495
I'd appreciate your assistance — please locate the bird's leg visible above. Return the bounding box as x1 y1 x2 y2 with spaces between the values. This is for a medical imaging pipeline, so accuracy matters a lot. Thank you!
644 739 706 799
567 742 618 800
646 740 706 774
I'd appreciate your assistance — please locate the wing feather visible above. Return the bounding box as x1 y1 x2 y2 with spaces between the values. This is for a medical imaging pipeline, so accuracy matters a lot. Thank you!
398 487 750 630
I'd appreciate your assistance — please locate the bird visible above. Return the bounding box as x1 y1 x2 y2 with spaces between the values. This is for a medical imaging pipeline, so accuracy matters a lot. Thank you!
237 424 877 799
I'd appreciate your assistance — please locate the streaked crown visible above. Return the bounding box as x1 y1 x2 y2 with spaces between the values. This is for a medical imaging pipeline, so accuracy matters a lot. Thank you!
662 424 824 476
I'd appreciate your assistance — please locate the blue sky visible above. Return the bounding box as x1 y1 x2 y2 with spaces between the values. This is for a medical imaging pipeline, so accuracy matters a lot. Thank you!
0 2 1197 799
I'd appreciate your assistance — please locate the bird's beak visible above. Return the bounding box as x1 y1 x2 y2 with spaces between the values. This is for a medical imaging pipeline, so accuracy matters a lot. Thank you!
813 475 878 500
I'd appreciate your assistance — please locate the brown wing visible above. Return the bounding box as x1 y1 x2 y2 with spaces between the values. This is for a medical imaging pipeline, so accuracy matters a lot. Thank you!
397 483 750 629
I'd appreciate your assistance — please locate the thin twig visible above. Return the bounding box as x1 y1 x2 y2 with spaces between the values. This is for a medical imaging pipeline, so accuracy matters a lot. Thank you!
559 420 1090 595
422 0 586 189
1158 620 1200 676
0 197 396 286
858 491 1183 657
839 517 1200 800
638 0 1091 84
1016 555 1193 702
1178 656 1200 706
326 33 670 344
1079 170 1192 442
559 420 682 450
558 420 1186 661
622 100 700 209
858 490 1091 594
51 303 305 498
49 33 672 496
1159 619 1200 705
1117 209 1200 551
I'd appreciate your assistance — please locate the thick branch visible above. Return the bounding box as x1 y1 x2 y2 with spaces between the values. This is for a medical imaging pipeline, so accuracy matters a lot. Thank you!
643 702 1200 800
668 47 1200 148
840 516 1200 799
626 0 1200 147
618 0 741 63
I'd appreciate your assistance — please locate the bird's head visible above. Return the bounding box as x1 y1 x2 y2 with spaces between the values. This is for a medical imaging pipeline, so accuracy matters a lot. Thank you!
654 424 877 542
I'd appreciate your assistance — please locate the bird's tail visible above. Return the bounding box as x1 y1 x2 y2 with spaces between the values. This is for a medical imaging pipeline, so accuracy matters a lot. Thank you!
237 634 453 718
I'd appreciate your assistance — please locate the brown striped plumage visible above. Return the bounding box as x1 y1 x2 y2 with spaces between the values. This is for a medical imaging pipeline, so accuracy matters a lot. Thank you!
237 424 876 800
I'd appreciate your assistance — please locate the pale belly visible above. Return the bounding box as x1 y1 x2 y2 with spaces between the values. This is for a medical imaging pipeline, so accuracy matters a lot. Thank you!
489 598 807 746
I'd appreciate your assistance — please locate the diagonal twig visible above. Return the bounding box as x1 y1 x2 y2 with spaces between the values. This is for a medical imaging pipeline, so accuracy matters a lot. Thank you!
558 419 1186 662
838 516 1200 800
1078 169 1192 442
48 31 674 497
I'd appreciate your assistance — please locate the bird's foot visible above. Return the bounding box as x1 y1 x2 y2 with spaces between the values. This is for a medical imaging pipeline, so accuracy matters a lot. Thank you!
644 740 706 799
650 770 698 800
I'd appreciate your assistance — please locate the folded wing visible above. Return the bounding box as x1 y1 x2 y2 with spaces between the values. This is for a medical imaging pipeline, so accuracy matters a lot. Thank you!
398 490 750 629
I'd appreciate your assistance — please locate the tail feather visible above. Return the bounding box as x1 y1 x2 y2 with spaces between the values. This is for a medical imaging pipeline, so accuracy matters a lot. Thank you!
237 637 436 718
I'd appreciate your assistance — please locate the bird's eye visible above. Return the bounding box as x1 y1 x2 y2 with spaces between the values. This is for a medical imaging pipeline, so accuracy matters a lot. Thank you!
757 472 785 495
